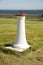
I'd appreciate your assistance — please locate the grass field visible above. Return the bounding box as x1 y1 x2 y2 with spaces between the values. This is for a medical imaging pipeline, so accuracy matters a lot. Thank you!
0 18 43 65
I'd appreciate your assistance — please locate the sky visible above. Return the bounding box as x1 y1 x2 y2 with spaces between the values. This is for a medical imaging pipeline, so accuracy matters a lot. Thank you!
0 0 43 10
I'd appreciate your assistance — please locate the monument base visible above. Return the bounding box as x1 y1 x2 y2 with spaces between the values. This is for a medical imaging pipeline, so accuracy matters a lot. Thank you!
5 43 30 52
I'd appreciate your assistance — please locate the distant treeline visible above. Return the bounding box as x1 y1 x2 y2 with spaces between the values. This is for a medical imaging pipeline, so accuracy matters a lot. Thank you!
0 14 15 18
0 14 43 18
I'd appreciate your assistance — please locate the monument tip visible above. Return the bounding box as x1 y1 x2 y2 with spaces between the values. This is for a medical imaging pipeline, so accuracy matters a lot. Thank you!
15 14 28 16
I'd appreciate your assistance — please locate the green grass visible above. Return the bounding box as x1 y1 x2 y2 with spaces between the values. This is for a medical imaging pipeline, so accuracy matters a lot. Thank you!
0 18 43 65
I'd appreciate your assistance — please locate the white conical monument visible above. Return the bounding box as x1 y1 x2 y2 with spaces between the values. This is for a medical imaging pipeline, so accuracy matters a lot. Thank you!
6 14 30 52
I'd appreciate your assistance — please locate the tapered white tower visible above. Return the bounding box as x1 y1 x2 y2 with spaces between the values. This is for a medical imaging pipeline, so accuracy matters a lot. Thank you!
6 14 30 52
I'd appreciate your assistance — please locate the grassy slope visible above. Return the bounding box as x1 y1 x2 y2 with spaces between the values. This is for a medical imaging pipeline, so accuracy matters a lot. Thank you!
0 18 43 65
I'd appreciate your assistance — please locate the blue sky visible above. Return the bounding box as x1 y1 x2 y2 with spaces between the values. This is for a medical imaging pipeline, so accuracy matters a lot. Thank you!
0 0 43 10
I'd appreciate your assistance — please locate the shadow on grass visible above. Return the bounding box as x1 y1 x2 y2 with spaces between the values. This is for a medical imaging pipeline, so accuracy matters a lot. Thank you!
0 42 37 56
0 45 23 57
4 44 12 47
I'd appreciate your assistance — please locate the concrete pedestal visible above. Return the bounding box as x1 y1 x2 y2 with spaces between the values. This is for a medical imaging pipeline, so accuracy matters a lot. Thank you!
6 14 30 52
